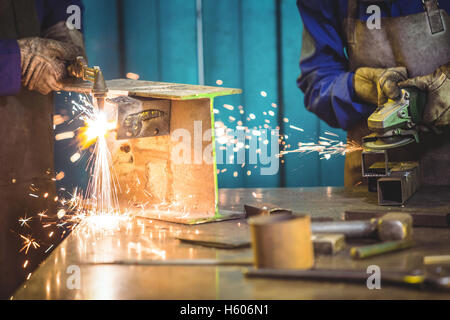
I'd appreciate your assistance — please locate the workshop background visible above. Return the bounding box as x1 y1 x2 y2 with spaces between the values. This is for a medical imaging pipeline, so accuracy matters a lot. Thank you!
54 0 347 191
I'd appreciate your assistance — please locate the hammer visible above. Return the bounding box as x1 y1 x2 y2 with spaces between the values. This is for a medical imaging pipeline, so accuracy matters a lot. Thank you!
311 212 413 241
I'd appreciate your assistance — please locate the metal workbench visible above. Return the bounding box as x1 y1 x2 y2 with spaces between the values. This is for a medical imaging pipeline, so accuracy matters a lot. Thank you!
13 187 450 300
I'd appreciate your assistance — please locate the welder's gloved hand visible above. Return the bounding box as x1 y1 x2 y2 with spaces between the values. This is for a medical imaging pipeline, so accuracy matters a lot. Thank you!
399 63 450 126
42 21 86 59
354 67 408 107
18 37 83 95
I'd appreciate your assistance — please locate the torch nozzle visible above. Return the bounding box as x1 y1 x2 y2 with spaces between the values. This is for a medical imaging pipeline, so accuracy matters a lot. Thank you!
68 57 108 110
92 68 107 111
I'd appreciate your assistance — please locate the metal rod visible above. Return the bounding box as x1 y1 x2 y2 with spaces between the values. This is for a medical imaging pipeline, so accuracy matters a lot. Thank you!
82 259 253 267
350 239 414 259
244 268 450 291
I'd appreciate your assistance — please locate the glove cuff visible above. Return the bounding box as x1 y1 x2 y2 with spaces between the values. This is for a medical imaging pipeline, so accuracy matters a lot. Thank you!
42 21 86 60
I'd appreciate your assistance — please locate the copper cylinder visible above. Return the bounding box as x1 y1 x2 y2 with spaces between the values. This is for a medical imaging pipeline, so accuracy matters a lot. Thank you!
249 214 314 270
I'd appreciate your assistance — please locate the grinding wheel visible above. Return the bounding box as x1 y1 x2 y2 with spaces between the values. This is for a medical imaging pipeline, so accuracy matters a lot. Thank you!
363 135 415 150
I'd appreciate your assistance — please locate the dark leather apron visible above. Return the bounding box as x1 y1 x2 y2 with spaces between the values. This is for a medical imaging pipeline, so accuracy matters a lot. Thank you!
0 0 56 299
344 0 450 187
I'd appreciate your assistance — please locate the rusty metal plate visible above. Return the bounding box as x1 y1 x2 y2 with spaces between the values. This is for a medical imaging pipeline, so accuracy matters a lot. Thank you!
137 209 245 225
61 78 242 100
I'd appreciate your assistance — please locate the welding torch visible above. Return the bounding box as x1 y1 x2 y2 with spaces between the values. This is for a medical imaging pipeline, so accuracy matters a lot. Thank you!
68 56 108 110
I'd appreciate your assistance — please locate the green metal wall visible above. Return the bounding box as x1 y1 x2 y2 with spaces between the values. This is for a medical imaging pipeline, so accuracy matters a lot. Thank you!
76 0 347 188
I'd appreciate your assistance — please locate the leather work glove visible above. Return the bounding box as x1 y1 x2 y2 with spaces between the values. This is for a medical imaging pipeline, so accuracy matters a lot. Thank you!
399 63 450 126
354 67 408 107
18 37 83 95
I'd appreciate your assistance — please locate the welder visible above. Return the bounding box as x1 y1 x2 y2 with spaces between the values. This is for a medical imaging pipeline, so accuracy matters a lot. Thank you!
0 0 85 298
297 0 450 186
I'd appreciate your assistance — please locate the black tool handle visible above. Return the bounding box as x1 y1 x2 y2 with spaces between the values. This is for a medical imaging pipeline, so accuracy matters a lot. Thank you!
244 268 450 291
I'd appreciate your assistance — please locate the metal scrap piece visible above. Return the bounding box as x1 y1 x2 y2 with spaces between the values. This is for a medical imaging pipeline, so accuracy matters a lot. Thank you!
83 259 253 267
177 234 345 255
244 204 292 218
176 238 250 250
424 255 450 265
311 234 346 255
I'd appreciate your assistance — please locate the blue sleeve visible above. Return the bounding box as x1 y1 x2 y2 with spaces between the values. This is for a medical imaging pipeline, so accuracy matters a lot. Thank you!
296 0 375 130
40 0 84 31
0 39 21 96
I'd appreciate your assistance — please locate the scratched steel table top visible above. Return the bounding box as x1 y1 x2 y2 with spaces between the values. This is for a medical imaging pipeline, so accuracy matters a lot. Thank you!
13 187 450 300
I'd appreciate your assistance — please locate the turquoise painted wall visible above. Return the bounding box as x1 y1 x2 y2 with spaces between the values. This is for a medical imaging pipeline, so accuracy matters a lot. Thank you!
56 0 347 189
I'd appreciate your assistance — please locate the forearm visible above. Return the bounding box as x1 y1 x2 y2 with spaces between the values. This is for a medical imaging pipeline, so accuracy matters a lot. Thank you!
297 0 375 130
299 69 373 130
0 39 22 96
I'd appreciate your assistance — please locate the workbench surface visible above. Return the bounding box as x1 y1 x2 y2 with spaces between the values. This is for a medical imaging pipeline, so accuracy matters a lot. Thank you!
13 187 450 300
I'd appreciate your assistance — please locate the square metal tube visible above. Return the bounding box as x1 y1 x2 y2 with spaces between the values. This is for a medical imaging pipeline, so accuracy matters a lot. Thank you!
377 163 420 206
362 150 390 177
